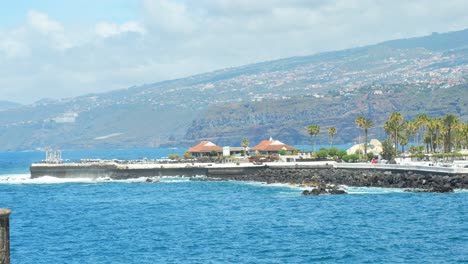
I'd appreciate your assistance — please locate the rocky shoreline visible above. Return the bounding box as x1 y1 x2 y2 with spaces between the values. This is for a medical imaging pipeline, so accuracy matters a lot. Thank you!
208 167 468 193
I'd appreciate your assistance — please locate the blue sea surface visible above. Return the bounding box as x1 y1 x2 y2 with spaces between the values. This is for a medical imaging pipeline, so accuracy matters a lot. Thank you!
0 149 467 263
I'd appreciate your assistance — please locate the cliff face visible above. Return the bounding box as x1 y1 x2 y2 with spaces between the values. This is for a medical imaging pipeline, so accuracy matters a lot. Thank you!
184 84 468 146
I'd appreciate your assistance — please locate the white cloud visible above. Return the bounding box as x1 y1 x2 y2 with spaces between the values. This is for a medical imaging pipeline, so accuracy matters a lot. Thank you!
143 0 196 33
27 10 64 34
0 32 30 57
0 1 467 103
95 21 146 38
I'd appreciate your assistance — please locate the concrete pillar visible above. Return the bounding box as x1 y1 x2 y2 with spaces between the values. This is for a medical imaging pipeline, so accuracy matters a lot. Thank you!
0 209 11 264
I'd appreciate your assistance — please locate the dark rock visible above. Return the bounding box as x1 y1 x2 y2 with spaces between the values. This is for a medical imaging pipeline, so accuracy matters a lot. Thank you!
431 186 454 193
329 189 347 195
302 184 347 196
404 186 454 193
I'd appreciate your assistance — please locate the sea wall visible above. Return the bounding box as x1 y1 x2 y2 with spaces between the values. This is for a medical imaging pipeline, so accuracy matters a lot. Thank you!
30 164 209 179
30 163 468 189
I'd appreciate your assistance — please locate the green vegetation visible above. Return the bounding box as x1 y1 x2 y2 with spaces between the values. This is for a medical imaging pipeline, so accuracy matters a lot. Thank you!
241 138 250 156
305 111 467 163
183 152 193 159
384 112 405 154
307 124 320 152
355 116 374 157
309 147 347 161
342 154 360 163
380 139 396 160
328 127 337 148
381 112 467 156
187 84 467 149
168 154 181 160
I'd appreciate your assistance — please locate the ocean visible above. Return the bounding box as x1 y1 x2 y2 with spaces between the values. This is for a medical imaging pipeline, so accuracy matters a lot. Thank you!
0 148 467 263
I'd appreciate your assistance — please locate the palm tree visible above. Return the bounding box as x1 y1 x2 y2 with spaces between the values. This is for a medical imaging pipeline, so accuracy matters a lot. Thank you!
406 121 419 146
415 113 429 147
400 121 417 153
442 114 459 153
383 112 404 154
425 118 437 153
355 116 374 156
328 127 337 148
452 121 466 151
307 124 320 152
241 138 250 156
433 118 443 153
460 123 468 150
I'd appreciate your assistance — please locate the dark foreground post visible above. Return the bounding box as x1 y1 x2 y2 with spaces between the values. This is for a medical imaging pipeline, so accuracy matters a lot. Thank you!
0 209 11 264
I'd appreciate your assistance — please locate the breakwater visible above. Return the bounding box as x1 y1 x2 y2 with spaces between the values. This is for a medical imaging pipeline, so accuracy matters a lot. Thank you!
219 167 468 189
30 161 468 189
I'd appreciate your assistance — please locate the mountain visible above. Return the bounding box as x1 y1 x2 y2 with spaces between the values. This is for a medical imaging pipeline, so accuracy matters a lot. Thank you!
0 101 21 111
0 29 467 150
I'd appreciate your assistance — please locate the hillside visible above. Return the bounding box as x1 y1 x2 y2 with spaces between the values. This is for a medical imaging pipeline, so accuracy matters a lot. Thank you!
0 101 21 111
0 29 467 150
184 84 467 146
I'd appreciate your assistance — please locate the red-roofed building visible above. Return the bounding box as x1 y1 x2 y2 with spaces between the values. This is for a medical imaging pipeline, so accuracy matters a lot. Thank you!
186 141 223 157
250 137 297 155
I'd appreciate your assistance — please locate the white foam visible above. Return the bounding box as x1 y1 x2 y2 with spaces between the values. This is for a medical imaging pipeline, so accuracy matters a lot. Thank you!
346 187 406 194
0 174 99 184
0 174 192 185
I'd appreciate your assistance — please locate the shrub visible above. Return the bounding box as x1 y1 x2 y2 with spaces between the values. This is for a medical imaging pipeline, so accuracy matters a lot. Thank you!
316 149 329 159
328 147 339 157
183 152 193 160
349 154 360 162
337 150 347 159
342 154 359 163
342 154 350 162
381 139 396 160
168 154 180 160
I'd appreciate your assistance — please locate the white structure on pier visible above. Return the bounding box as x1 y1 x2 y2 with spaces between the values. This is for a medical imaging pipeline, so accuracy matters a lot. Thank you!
45 148 62 164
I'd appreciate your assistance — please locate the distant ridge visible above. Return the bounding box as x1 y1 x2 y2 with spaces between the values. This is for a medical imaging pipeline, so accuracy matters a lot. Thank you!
0 101 21 111
379 28 468 51
0 28 467 150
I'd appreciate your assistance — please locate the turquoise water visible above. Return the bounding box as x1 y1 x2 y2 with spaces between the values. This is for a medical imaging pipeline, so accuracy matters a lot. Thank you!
0 149 467 263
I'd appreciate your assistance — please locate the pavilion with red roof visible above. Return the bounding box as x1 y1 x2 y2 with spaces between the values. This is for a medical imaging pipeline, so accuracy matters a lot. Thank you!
186 141 223 157
250 137 297 155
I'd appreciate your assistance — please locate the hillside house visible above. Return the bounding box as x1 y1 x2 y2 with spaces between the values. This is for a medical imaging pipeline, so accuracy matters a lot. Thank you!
250 137 297 155
187 141 223 157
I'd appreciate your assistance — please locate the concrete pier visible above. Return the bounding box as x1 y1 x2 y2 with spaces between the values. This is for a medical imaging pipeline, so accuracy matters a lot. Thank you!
0 209 11 264
30 161 468 179
29 161 468 189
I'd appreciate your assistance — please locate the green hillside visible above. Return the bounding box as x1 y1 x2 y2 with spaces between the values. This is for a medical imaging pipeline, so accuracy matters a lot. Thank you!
0 29 467 150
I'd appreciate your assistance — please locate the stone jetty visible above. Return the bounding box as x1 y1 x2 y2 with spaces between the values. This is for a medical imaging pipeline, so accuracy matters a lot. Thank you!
30 161 468 191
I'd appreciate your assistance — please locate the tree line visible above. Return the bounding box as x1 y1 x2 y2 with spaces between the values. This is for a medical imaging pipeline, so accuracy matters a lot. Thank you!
308 112 468 159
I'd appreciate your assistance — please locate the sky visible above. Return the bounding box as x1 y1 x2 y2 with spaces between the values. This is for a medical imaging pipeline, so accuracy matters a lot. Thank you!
0 0 467 104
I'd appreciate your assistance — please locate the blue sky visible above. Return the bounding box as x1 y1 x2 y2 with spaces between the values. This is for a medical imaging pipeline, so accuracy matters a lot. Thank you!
1 0 139 27
0 0 467 103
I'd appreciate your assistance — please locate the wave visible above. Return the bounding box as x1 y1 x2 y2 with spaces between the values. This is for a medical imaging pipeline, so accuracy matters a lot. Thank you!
1 175 465 194
346 187 406 194
0 174 191 185
242 181 417 195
